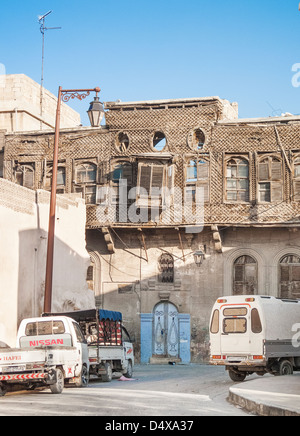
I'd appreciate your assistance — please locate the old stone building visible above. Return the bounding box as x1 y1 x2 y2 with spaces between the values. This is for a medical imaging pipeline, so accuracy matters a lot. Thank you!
2 93 300 363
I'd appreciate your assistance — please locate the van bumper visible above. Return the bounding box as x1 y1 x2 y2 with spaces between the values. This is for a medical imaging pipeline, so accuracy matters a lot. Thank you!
210 355 266 367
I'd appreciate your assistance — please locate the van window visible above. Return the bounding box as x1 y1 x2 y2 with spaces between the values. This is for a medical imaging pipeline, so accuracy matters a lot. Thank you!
251 309 262 333
223 308 247 316
223 318 247 334
210 310 219 334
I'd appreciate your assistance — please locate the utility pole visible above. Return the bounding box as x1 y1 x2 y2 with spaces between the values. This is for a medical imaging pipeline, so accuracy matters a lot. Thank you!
38 11 61 130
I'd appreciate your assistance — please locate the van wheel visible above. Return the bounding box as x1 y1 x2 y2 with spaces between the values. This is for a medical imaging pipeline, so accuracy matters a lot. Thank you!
102 362 113 382
277 360 293 376
50 368 64 394
228 369 247 382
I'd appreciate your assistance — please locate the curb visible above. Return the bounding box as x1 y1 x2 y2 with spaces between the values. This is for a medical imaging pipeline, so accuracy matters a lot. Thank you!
228 388 300 417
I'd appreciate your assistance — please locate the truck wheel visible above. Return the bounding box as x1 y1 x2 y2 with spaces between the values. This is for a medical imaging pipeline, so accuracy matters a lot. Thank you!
75 365 89 387
278 360 293 376
123 360 133 378
228 369 247 382
0 383 7 397
102 362 113 382
50 368 64 394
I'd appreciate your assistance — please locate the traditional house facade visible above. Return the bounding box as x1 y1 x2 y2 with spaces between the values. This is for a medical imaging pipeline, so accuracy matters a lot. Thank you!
2 95 300 363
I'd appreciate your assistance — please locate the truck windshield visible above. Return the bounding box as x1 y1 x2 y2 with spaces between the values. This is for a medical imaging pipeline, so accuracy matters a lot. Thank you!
223 318 247 334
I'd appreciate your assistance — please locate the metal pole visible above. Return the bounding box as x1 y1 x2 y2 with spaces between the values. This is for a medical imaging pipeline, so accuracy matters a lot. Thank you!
44 86 62 313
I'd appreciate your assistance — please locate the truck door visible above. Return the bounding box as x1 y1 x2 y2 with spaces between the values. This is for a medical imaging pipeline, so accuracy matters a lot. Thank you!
220 305 251 356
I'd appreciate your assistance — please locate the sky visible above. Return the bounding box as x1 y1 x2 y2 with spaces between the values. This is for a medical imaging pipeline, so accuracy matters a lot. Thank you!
1 0 300 125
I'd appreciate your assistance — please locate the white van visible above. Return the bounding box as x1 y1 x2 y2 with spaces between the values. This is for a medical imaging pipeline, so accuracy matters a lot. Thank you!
209 295 300 382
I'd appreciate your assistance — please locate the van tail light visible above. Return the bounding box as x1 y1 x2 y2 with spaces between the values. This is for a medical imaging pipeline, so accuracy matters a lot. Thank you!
217 299 227 304
245 298 255 302
253 355 263 360
212 355 221 360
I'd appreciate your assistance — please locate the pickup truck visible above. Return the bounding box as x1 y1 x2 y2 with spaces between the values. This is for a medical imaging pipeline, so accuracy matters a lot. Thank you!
44 309 134 382
0 316 89 396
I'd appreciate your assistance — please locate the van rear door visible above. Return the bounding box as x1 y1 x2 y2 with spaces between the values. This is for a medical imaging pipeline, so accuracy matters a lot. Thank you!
220 305 251 356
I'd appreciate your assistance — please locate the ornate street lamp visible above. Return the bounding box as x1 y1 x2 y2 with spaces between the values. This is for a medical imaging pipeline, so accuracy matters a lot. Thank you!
193 250 205 267
44 86 101 313
87 89 105 127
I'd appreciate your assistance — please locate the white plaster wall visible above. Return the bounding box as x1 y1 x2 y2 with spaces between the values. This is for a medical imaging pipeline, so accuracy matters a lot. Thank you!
0 179 94 347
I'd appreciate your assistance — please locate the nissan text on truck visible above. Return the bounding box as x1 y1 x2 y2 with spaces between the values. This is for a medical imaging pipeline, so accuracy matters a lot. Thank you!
44 309 134 382
209 295 300 382
0 315 89 396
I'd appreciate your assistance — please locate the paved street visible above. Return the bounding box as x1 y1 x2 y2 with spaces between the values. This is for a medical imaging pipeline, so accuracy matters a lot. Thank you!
0 364 253 416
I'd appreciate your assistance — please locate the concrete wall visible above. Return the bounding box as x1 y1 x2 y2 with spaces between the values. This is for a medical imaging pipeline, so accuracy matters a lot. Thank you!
0 74 81 132
0 178 94 347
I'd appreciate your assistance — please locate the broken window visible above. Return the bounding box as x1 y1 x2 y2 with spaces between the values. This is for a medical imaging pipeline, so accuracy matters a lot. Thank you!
226 158 249 202
115 132 130 153
186 159 210 203
153 132 167 152
45 165 66 193
187 128 206 151
233 255 257 296
15 164 35 189
158 253 174 283
258 156 283 202
279 255 300 299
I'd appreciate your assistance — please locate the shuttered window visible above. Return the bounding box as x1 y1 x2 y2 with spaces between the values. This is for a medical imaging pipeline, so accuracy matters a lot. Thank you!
233 255 257 296
137 164 168 207
279 255 300 299
258 156 283 202
15 165 35 189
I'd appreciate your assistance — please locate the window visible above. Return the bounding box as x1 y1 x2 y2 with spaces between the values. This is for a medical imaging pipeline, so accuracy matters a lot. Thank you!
0 151 3 178
186 159 209 203
158 253 174 283
75 163 97 204
25 321 65 336
223 318 247 334
258 156 283 202
137 164 165 207
233 255 257 295
251 309 262 333
45 166 66 192
279 255 300 299
153 132 167 152
72 322 86 343
210 310 219 334
115 132 130 153
187 128 206 150
226 158 249 202
293 157 300 201
15 165 35 189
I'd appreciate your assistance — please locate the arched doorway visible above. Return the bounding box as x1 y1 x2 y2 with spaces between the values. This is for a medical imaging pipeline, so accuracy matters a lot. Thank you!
153 302 179 358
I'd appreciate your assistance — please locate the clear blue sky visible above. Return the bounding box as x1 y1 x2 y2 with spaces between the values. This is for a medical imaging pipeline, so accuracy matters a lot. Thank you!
1 0 300 125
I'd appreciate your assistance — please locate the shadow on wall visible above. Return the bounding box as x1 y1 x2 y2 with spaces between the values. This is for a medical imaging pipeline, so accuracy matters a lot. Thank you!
17 228 94 328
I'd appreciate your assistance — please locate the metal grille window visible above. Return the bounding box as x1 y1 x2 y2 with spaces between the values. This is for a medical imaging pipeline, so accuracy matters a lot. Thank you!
258 156 283 202
226 158 249 202
280 255 300 299
158 253 174 283
233 255 257 295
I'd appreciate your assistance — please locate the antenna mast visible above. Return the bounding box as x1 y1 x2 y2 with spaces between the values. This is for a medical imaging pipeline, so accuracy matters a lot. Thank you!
39 11 61 129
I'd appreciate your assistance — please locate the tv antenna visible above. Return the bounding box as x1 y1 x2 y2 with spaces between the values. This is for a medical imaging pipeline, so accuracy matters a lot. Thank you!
38 11 61 129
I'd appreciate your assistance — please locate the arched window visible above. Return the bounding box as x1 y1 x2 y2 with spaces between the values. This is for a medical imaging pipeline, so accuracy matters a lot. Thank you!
153 131 167 152
158 253 174 283
226 158 249 202
279 255 300 299
258 156 283 202
233 255 257 295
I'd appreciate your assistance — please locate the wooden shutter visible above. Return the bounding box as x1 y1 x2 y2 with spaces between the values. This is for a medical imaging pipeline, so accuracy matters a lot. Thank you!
258 162 269 181
294 181 300 201
271 181 283 202
151 166 164 196
24 168 34 188
271 161 282 180
139 165 151 194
